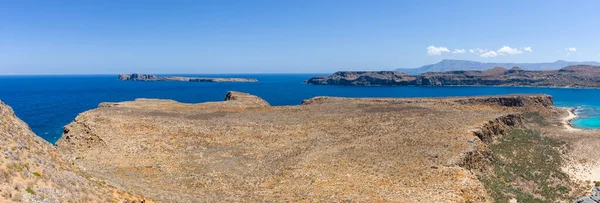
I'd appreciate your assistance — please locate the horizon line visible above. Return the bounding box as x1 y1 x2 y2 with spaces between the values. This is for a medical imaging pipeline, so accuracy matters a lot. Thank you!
0 72 337 76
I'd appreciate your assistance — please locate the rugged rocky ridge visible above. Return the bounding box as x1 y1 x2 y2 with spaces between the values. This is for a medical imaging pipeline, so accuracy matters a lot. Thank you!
0 101 148 202
118 73 259 82
396 59 600 75
54 91 570 202
307 65 600 87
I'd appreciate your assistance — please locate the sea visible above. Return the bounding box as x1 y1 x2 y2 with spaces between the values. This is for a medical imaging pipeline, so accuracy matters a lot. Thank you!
1 74 599 144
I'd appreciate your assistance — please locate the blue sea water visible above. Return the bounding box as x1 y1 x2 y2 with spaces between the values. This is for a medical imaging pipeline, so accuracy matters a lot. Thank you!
1 74 599 144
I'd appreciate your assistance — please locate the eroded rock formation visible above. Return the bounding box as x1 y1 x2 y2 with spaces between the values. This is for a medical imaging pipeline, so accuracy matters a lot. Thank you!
307 65 600 87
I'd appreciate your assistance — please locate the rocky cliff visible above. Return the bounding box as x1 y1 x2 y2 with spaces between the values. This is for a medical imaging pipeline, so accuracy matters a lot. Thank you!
0 101 148 202
307 65 600 87
396 59 600 75
54 91 575 202
118 73 259 82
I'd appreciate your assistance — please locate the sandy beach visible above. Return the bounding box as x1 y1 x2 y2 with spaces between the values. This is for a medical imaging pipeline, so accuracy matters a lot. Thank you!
560 107 600 186
561 107 580 131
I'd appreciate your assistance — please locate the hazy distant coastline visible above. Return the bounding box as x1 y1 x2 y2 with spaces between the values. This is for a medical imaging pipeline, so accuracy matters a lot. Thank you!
307 65 600 88
397 59 600 75
118 73 258 82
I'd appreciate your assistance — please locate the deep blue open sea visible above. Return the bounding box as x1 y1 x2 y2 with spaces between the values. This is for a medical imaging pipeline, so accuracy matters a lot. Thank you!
1 74 600 144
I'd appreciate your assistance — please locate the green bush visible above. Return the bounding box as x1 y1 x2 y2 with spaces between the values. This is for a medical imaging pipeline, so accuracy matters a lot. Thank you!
25 188 35 195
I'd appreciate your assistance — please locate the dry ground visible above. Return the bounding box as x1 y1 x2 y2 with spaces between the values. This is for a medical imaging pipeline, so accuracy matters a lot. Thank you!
55 92 561 202
0 100 149 202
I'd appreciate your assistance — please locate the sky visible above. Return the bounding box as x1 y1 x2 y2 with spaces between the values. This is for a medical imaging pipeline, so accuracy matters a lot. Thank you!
1 0 600 74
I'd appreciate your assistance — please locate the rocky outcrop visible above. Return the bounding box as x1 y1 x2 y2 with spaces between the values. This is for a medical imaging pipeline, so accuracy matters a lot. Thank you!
459 114 524 172
575 187 600 203
305 71 416 85
224 91 270 107
473 114 525 143
0 100 147 202
455 94 554 108
307 65 600 87
119 73 159 81
118 73 259 82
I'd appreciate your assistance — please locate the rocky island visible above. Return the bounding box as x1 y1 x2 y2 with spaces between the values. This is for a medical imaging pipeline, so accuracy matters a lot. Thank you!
118 73 259 82
2 92 599 202
306 65 600 88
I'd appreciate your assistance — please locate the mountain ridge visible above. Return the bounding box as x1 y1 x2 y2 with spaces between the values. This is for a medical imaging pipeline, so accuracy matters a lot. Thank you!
397 59 600 75
307 65 600 88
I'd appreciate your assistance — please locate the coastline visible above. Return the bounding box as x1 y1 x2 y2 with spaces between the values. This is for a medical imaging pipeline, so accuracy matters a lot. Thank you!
561 107 579 131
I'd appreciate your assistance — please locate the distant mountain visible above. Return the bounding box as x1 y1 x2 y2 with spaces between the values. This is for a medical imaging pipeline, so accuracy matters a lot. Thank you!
397 59 600 75
307 65 600 88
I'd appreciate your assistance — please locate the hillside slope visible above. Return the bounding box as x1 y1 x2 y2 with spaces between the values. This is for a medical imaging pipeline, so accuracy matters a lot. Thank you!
397 59 600 75
0 100 147 202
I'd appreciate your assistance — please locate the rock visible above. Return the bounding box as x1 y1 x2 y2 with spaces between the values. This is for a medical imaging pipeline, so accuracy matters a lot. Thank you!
118 73 258 83
455 95 554 108
574 187 600 203
306 65 600 88
305 71 416 86
118 73 160 81
224 91 270 107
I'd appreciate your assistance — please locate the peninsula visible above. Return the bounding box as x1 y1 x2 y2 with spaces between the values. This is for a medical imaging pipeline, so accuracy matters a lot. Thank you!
118 73 259 82
306 65 600 88
52 92 596 202
2 92 599 202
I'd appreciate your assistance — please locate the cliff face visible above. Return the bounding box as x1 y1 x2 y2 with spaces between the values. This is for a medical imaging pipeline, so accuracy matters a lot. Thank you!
118 73 259 82
55 91 560 202
306 71 416 85
307 65 600 87
0 101 147 202
396 59 600 75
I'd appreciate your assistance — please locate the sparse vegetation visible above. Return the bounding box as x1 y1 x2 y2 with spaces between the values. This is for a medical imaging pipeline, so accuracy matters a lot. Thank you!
523 112 549 126
25 187 35 195
479 129 575 202
32 172 41 177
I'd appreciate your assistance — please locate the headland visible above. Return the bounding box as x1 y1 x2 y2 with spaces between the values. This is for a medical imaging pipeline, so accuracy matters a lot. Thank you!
306 65 600 88
118 73 259 82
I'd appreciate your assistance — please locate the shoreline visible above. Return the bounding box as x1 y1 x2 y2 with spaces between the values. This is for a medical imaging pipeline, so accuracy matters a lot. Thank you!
561 107 579 131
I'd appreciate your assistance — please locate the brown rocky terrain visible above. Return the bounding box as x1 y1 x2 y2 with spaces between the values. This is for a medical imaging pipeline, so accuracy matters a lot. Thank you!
0 101 149 202
306 65 600 87
52 91 597 202
118 73 258 82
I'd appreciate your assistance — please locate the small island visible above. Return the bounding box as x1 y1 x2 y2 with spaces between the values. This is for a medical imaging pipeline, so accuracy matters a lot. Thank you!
306 65 600 88
118 73 259 82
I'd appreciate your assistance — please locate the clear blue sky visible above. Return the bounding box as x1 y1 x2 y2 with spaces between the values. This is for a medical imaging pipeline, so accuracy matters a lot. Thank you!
1 0 599 74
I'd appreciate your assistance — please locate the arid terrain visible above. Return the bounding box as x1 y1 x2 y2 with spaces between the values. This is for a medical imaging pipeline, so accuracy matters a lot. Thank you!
2 91 599 202
306 65 600 87
51 91 599 202
0 101 148 202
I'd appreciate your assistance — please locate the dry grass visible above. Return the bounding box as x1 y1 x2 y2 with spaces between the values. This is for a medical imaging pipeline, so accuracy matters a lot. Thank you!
55 93 558 202
0 100 150 202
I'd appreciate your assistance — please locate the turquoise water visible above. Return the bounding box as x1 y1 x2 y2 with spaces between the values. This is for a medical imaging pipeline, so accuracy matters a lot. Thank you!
0 74 598 144
571 106 600 129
